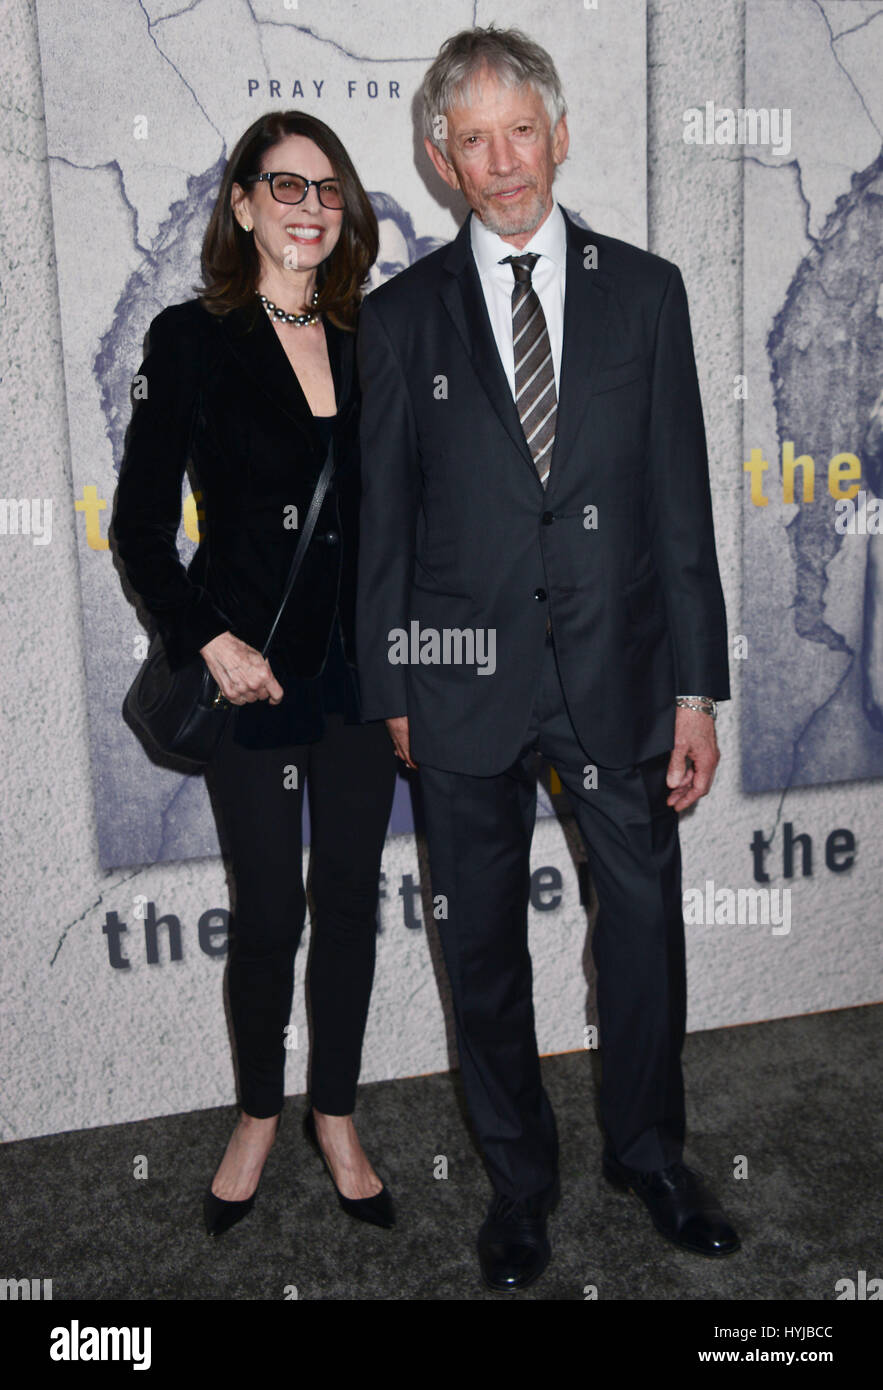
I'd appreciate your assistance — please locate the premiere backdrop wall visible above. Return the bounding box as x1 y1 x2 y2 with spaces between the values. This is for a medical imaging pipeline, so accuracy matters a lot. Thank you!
35 0 645 870
1 0 880 1142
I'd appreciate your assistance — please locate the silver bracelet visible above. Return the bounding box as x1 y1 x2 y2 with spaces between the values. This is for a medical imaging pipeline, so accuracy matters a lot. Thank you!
675 695 717 720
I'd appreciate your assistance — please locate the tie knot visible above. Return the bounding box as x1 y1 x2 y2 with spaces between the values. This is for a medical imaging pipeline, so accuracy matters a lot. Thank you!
502 252 539 284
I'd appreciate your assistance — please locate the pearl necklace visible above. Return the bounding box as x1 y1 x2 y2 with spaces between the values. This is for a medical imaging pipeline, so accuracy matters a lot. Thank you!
258 290 320 327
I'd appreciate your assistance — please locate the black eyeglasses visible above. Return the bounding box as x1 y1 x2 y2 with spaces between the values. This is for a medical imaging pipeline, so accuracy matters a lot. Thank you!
245 171 344 210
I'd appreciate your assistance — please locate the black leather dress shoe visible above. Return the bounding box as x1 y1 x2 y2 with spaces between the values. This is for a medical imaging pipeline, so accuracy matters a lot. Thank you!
477 1179 560 1292
603 1155 740 1256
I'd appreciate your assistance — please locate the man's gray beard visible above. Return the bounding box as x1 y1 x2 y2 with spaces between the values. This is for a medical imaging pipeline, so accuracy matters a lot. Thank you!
478 187 548 238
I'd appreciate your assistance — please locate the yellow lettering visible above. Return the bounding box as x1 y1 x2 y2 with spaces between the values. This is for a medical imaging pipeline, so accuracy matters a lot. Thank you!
828 452 861 501
743 448 769 507
782 441 814 504
182 491 204 542
74 485 109 550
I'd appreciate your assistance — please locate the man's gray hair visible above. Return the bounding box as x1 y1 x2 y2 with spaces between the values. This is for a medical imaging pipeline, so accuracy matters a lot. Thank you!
422 25 567 154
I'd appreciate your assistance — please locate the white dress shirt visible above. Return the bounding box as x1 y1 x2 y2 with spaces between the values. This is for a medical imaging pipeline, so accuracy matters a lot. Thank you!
469 201 567 398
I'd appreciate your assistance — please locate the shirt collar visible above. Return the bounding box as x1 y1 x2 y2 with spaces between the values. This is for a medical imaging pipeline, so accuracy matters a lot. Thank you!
470 201 567 277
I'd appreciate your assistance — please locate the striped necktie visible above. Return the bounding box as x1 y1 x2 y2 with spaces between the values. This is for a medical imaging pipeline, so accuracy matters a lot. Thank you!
502 252 556 487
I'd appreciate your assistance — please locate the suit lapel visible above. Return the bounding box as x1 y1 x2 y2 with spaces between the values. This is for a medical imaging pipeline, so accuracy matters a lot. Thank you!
439 209 613 492
217 301 355 459
547 213 612 493
325 317 355 432
439 216 538 477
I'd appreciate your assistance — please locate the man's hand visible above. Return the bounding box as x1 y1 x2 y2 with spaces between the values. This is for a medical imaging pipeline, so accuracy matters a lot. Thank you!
385 715 417 769
666 706 720 812
200 631 283 706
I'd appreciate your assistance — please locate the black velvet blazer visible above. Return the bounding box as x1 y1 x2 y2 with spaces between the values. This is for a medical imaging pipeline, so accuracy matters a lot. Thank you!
112 297 361 684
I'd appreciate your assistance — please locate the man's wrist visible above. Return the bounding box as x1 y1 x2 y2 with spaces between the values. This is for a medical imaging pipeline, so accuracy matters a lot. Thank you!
675 695 717 720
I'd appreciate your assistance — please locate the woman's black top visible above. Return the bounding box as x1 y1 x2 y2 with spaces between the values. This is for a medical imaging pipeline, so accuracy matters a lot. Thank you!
232 413 361 750
112 300 368 754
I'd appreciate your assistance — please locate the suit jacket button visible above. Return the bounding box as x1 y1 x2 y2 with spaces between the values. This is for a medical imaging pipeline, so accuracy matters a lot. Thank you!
534 588 547 601
323 530 339 545
541 511 555 525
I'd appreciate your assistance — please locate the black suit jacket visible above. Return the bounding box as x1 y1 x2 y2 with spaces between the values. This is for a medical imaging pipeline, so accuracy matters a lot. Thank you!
112 297 361 680
355 207 730 773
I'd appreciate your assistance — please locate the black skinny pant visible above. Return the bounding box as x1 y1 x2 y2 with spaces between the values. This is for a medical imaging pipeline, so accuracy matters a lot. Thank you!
205 712 397 1118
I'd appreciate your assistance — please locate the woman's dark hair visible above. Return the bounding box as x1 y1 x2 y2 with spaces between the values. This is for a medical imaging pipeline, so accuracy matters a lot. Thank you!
198 111 378 331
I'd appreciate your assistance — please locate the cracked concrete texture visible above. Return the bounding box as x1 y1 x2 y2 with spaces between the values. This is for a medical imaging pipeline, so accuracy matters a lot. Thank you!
648 0 881 1024
742 3 883 792
0 0 879 1142
36 0 647 872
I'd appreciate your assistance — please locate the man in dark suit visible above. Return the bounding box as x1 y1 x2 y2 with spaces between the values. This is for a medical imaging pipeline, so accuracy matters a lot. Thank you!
356 25 739 1291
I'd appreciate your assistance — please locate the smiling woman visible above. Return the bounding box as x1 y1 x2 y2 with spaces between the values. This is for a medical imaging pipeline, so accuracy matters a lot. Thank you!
111 110 398 1241
199 110 377 329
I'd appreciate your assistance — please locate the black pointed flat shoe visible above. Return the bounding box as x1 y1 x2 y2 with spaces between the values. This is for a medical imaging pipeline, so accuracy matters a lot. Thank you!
303 1108 395 1229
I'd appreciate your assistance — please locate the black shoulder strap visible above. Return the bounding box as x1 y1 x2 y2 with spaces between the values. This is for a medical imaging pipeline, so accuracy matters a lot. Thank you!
261 440 336 658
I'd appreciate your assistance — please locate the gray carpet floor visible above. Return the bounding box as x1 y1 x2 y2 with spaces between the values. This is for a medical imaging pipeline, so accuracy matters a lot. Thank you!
2 1004 879 1301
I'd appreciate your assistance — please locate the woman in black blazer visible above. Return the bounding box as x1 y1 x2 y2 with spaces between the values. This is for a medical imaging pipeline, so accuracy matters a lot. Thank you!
112 111 398 1235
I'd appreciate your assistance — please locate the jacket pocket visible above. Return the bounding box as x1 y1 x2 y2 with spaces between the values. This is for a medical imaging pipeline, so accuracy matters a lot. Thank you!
590 357 647 397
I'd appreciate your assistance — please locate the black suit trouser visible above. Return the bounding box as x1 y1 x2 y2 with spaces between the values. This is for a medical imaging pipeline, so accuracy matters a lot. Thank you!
418 632 687 1201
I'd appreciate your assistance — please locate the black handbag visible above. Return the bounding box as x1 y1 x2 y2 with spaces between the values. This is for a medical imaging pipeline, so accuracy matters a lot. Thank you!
123 441 336 768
